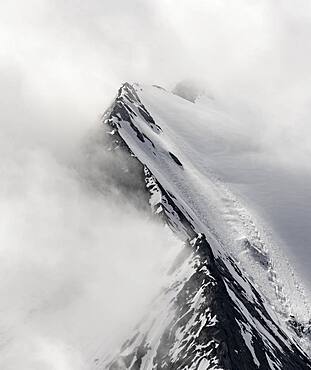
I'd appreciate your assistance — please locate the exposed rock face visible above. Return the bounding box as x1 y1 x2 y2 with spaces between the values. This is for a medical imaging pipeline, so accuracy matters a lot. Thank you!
95 83 311 369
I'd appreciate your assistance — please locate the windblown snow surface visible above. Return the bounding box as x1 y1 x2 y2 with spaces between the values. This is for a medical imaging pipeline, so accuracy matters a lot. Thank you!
136 84 311 319
94 83 311 369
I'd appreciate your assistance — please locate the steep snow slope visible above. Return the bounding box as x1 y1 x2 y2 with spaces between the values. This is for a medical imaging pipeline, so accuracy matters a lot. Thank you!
115 83 310 321
145 85 311 316
94 83 311 369
140 84 311 311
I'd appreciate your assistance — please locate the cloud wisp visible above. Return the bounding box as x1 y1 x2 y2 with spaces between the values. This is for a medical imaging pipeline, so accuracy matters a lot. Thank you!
0 125 180 369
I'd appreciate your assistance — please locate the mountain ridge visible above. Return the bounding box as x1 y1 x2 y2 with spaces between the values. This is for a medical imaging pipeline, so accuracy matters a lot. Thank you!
94 83 311 369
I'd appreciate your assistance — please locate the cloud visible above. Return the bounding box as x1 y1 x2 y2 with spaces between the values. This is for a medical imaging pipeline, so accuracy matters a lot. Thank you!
1 0 311 160
0 126 180 368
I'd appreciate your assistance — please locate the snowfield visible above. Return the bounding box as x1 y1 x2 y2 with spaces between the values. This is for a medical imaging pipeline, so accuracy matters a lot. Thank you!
101 83 311 364
121 83 311 319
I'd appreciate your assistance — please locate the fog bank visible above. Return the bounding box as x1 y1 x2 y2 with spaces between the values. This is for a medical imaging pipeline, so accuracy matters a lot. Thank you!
1 0 311 368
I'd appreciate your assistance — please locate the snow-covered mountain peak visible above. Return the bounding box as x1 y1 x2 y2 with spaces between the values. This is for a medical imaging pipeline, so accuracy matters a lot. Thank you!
95 82 311 369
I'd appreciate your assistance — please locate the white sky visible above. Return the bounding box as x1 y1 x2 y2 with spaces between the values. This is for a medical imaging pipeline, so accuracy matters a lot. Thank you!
1 0 311 157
